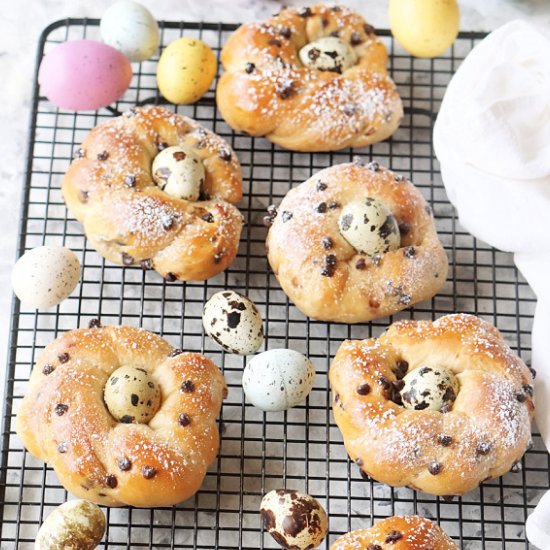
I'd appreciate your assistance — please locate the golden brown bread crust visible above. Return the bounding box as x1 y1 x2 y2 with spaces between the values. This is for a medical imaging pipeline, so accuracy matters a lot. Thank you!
15 325 227 507
329 314 534 496
266 162 448 323
217 4 403 152
331 516 457 549
62 105 243 281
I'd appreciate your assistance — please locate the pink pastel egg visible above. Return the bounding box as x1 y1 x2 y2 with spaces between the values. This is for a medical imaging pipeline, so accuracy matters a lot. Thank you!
39 40 133 111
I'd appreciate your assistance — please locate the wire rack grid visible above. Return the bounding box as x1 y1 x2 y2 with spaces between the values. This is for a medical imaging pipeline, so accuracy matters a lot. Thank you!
1 17 548 550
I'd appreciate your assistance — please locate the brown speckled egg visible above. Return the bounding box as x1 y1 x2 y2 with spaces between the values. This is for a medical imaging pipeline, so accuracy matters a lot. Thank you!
35 499 106 550
260 489 328 550
104 366 161 423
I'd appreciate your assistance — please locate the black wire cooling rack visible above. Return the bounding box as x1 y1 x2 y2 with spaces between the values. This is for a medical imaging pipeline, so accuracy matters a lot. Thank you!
1 17 548 550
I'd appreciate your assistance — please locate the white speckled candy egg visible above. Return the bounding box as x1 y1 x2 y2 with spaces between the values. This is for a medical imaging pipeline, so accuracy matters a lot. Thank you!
12 246 81 309
299 36 357 73
203 291 264 355
104 366 161 424
339 197 400 256
100 1 160 62
401 366 460 412
35 499 106 550
260 489 328 550
242 349 315 412
152 145 205 201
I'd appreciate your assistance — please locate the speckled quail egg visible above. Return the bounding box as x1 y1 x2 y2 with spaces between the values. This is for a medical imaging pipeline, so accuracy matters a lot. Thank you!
203 291 264 355
100 1 160 62
242 349 315 412
152 145 205 201
104 366 161 423
400 366 460 412
339 197 400 256
12 246 81 309
35 499 106 550
299 36 357 73
260 489 328 550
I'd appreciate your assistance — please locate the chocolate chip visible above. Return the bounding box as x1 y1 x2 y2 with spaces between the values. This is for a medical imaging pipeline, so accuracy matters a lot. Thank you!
357 383 371 395
118 456 132 471
97 150 109 161
244 62 255 73
262 216 274 227
404 246 416 258
377 376 391 390
74 147 85 159
57 442 68 453
178 413 191 427
142 466 157 479
322 237 333 250
350 31 363 45
367 161 379 172
297 6 312 17
355 457 364 467
282 211 293 222
169 348 183 357
165 272 177 282
364 23 375 35
88 318 101 328
218 149 232 161
511 461 523 473
439 403 451 414
437 434 453 447
268 38 282 47
201 213 214 223
140 259 153 270
213 253 222 264
58 353 69 364
157 141 169 151
428 461 442 475
278 83 294 99
529 366 537 379
55 403 68 416
371 254 382 266
366 546 382 550
321 266 335 277
124 175 136 187
329 30 340 37
79 190 89 203
279 26 291 39
343 104 355 116
162 215 175 231
359 469 370 480
523 384 534 397
327 201 340 209
393 360 408 379
42 364 55 375
392 379 405 391
316 181 327 191
516 393 527 403
477 441 492 455
121 253 134 266
316 202 327 213
385 531 403 544
355 258 367 270
181 380 195 393
399 222 410 235
105 474 118 488
394 174 405 182
325 254 337 267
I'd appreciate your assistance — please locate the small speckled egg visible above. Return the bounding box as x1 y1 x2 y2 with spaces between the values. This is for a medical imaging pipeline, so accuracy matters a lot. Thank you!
401 366 460 412
202 291 264 355
12 246 81 309
157 37 217 104
151 145 205 200
299 36 357 73
339 197 400 256
104 366 161 423
242 349 315 412
260 489 328 550
35 499 106 550
39 40 132 111
100 1 160 62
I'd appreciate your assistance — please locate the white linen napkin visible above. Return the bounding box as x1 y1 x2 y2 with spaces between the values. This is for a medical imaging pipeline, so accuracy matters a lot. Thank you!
433 20 550 548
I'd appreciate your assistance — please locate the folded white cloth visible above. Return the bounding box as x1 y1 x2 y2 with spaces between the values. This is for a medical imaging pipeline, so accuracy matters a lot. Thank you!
433 20 550 548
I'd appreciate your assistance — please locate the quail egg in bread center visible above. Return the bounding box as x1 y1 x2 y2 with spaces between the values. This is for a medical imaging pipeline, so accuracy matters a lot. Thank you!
299 36 357 73
104 365 161 423
339 197 400 256
152 145 205 201
400 366 460 412
260 489 328 550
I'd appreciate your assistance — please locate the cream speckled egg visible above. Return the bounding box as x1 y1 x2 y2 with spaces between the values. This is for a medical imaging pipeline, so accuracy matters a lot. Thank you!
151 145 205 200
12 246 81 309
299 36 357 73
242 349 315 412
203 291 264 355
35 499 106 550
100 1 160 62
260 489 328 550
339 197 400 256
104 366 161 423
401 366 460 412
157 37 217 104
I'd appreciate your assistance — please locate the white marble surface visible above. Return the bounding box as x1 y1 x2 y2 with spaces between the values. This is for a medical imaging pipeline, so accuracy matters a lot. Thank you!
1 0 550 375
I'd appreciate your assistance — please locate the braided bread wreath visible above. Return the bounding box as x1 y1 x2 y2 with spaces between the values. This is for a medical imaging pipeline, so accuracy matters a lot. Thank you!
330 314 534 496
62 105 243 281
217 4 403 152
331 515 457 549
266 161 448 323
15 324 226 507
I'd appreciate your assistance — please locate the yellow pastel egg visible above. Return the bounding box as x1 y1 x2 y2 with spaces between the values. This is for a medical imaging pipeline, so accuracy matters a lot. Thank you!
157 37 217 104
389 0 460 58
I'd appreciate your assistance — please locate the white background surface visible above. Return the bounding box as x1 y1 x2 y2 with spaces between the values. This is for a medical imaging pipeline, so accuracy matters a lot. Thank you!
1 0 550 373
